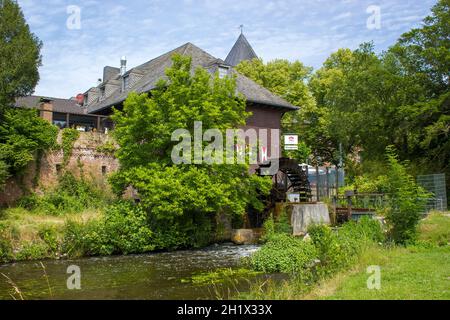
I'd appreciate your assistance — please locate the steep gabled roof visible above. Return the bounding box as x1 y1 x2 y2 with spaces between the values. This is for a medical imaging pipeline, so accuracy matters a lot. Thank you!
225 33 258 67
87 42 296 114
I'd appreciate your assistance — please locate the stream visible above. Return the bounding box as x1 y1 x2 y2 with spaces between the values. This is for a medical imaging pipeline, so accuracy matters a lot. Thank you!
0 244 268 300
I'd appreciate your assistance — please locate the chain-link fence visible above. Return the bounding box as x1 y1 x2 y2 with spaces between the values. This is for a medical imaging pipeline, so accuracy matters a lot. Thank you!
417 174 447 212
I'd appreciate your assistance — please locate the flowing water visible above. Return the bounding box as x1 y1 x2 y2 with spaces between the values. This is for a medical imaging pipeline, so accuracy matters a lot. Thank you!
0 244 265 300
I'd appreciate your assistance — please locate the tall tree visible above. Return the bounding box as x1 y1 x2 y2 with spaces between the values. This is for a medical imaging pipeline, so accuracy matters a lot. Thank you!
386 0 449 180
0 0 42 110
111 54 272 246
0 0 56 189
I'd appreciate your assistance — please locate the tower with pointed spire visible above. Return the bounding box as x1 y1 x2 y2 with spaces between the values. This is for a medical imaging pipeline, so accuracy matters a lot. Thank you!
225 31 258 67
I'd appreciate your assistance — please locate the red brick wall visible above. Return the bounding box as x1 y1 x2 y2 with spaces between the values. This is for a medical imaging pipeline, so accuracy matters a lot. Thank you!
0 132 119 207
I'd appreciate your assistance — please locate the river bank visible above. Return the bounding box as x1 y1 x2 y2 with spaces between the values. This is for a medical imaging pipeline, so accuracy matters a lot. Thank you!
242 212 450 300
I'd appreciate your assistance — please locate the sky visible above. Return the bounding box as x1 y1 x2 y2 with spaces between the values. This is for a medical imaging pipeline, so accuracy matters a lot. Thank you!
17 0 437 99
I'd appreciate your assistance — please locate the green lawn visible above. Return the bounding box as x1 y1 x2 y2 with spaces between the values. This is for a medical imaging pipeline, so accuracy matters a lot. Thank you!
325 246 450 300
310 212 450 300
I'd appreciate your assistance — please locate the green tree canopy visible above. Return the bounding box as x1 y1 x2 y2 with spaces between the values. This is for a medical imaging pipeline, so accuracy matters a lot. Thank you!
0 0 42 109
111 54 272 228
0 0 56 189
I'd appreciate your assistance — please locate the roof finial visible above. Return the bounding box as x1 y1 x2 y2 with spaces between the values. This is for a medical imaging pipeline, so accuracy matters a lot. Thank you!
239 24 244 34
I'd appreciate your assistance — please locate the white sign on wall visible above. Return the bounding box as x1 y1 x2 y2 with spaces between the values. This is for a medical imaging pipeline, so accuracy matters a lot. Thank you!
284 135 298 151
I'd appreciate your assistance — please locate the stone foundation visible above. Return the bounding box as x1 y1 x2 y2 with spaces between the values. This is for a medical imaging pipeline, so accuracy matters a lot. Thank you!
289 203 330 236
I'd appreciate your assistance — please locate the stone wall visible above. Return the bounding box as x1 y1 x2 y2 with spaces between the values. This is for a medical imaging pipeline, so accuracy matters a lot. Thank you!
0 132 119 207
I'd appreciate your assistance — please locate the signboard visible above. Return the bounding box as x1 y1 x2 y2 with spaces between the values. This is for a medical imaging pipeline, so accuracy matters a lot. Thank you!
284 135 298 151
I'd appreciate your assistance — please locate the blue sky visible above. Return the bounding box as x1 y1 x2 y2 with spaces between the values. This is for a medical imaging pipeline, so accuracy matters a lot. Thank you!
18 0 437 99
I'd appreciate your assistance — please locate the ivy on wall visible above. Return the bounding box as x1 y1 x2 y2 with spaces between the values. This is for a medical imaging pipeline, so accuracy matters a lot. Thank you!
61 128 80 167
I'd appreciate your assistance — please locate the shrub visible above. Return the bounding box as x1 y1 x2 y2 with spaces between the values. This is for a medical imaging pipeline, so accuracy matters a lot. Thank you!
250 233 318 275
38 225 59 254
262 210 292 241
151 211 214 250
15 241 49 261
18 172 113 215
61 128 80 166
0 224 13 263
384 147 430 244
308 218 384 277
62 201 155 257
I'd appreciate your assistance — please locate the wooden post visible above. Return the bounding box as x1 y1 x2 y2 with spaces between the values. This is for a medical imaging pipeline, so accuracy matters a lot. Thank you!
315 164 320 202
66 113 70 128
326 167 330 198
97 116 101 132
335 165 340 197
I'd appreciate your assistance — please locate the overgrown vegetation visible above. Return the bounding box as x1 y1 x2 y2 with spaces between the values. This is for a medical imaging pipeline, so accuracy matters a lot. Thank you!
110 54 273 250
18 172 113 216
250 217 383 285
383 147 431 244
60 128 80 166
182 268 262 285
243 212 449 300
0 108 58 188
0 0 49 189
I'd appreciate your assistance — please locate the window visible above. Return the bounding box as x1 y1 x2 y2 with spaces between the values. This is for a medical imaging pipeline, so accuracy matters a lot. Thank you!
218 66 229 79
102 166 107 176
100 87 106 100
52 112 67 129
123 76 130 91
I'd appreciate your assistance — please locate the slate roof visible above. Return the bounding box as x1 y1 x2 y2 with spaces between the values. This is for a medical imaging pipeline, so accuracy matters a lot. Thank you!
15 96 88 115
225 33 258 67
87 42 296 114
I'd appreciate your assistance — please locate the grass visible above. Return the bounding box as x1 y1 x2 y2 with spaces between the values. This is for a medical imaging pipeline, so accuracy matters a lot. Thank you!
0 207 102 262
320 246 449 300
241 212 450 300
314 212 450 300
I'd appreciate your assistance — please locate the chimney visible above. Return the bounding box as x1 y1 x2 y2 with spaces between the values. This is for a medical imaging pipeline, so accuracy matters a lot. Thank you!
120 56 127 76
39 98 53 123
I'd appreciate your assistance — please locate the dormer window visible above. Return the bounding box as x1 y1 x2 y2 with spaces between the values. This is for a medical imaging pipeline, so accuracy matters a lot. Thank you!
122 75 130 92
218 66 229 79
99 86 106 101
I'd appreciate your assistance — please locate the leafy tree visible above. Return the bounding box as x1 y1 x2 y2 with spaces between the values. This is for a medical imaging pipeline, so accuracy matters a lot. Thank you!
385 0 449 189
0 1 53 189
0 0 42 110
0 108 58 188
111 54 272 248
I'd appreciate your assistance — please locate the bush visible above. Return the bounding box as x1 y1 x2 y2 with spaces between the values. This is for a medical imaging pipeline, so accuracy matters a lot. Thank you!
18 172 113 215
38 225 59 254
0 224 13 263
384 147 430 244
309 218 384 277
62 201 155 257
250 233 318 275
15 242 49 261
262 211 292 241
151 211 214 250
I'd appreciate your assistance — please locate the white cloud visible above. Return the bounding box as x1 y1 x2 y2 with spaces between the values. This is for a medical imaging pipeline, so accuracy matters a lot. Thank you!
16 0 436 98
